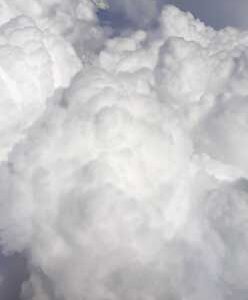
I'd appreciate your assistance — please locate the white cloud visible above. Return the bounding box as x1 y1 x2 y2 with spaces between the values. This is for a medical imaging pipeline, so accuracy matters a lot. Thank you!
0 3 248 300
0 15 81 161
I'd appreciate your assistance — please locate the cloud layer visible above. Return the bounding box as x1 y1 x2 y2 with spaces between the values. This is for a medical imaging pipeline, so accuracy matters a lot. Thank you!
0 2 248 300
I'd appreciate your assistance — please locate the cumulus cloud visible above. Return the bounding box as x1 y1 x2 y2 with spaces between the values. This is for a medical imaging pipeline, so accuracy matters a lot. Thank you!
0 3 248 300
0 13 81 161
0 0 108 57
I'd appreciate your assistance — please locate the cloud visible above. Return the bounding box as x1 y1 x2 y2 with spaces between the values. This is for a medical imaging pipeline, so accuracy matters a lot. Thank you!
0 0 108 57
0 14 81 161
0 3 248 300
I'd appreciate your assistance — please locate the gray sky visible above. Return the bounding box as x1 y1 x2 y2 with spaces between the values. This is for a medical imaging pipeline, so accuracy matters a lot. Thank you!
0 252 28 300
171 0 248 29
99 0 248 30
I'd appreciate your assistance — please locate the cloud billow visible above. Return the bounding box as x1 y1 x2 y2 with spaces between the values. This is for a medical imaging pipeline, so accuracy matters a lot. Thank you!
0 2 248 300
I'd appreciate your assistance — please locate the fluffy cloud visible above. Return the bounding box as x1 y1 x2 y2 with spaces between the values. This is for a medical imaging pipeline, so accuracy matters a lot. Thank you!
0 3 248 300
0 0 108 56
0 15 81 161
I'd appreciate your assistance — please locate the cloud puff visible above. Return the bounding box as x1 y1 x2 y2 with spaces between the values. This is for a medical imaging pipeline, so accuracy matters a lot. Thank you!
0 15 81 161
0 0 108 58
0 4 248 300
